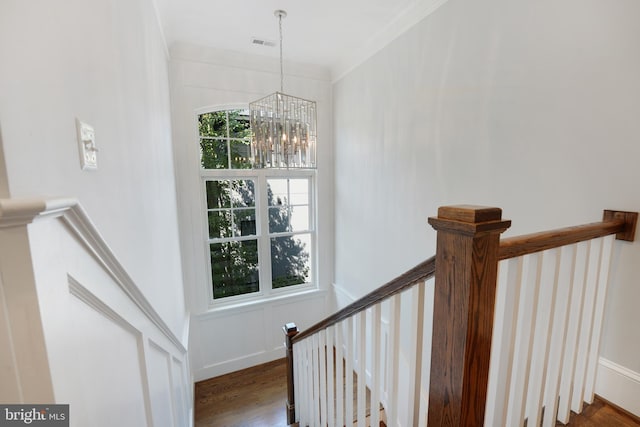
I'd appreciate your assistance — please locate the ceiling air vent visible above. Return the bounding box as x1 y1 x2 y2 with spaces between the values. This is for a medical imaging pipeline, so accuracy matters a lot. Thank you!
251 37 276 47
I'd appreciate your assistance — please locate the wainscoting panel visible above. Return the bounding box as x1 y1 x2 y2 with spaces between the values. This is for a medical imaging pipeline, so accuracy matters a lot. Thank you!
0 198 192 427
0 271 21 402
196 307 267 369
171 357 189 426
64 280 149 427
147 340 177 427
192 291 328 381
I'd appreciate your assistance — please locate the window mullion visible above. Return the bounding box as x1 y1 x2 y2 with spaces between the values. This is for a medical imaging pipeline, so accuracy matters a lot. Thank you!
257 172 273 296
226 111 232 169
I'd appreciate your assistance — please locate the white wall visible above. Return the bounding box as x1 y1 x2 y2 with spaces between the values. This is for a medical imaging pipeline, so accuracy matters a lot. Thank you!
169 43 335 379
333 0 640 415
0 0 191 423
0 0 186 337
0 130 8 198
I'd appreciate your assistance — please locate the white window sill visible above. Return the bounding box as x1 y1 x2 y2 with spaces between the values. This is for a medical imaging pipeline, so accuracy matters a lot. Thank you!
198 287 328 318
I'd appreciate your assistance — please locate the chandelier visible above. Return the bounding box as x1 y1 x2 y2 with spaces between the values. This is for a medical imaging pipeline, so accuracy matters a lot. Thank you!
250 10 317 169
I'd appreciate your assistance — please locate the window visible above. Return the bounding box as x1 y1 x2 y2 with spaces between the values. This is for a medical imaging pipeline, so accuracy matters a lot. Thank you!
267 178 312 289
199 109 315 303
199 110 252 170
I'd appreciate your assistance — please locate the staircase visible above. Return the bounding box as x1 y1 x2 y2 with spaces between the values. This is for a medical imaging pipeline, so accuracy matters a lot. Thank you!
283 205 638 426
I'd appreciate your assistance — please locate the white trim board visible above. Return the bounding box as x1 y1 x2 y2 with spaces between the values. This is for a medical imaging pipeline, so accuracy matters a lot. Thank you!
595 357 640 418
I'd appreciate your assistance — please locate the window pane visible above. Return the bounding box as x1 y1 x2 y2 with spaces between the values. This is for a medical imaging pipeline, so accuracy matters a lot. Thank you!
271 234 311 289
199 111 227 137
290 206 309 231
208 211 232 239
210 240 259 299
229 180 255 207
233 208 256 236
206 180 232 209
288 179 310 205
267 178 309 206
269 206 309 233
269 207 289 233
227 110 251 138
200 138 228 169
267 179 288 207
230 139 252 169
207 180 255 209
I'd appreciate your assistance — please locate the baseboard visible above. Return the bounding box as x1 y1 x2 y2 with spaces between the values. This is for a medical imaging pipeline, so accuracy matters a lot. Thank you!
194 347 284 382
595 357 640 418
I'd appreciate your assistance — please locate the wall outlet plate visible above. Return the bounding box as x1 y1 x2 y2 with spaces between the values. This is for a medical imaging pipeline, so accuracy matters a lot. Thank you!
76 118 98 170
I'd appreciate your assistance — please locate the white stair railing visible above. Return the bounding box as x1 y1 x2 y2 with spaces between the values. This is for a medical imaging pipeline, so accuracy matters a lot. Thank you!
485 236 616 426
288 277 435 427
285 206 637 427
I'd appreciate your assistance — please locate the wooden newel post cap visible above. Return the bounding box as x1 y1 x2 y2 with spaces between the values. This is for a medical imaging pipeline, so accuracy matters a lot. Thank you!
428 205 511 235
283 322 299 337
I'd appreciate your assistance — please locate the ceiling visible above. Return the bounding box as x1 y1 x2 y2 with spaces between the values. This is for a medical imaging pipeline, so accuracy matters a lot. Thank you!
154 0 446 80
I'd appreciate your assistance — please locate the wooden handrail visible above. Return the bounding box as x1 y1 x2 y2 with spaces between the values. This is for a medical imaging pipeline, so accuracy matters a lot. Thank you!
291 255 436 344
499 210 637 261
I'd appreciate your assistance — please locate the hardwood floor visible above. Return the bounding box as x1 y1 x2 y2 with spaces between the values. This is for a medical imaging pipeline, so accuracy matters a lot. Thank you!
558 396 640 427
195 358 288 427
194 358 640 427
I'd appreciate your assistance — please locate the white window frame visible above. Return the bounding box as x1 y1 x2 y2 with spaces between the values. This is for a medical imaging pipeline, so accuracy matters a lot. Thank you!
198 108 317 308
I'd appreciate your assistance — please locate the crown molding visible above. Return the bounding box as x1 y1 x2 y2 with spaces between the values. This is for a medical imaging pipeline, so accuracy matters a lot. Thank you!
331 0 452 83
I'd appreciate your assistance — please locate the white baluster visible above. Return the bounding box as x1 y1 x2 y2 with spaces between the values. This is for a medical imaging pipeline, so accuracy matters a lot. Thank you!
312 333 321 427
335 322 344 427
525 249 560 426
406 281 425 426
306 337 315 426
557 241 590 423
542 244 576 427
319 330 328 425
371 303 382 427
420 278 435 427
294 342 303 424
386 294 401 427
356 311 366 427
572 238 602 413
345 317 354 426
584 235 615 402
506 253 542 426
326 326 336 425
485 258 523 426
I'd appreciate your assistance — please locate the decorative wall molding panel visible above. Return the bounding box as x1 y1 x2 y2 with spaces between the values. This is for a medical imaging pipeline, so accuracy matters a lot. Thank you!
0 197 186 352
0 197 191 427
192 289 328 381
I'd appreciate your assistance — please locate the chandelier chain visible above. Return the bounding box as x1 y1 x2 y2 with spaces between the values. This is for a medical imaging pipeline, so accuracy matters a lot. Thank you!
279 12 284 93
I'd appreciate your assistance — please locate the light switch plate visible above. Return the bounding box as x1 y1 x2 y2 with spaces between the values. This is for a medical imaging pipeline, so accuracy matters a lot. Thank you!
76 118 97 170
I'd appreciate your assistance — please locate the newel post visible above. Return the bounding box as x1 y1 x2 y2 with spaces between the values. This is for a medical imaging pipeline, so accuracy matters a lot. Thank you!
283 322 299 425
427 205 511 426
